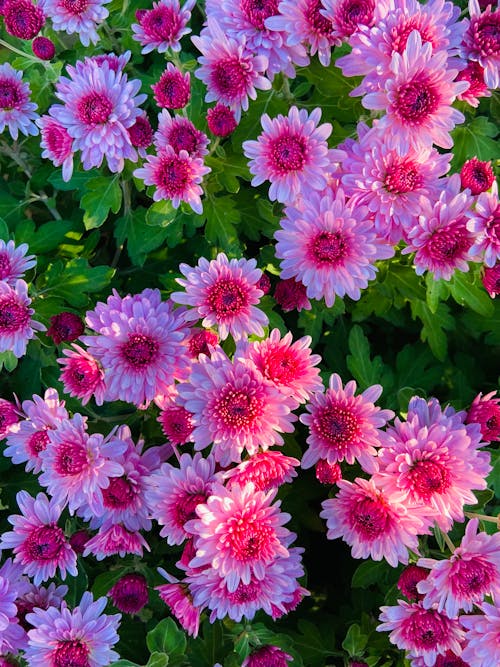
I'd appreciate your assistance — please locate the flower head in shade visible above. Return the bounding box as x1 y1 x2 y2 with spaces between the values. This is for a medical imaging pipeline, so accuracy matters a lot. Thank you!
109 573 148 615
460 157 494 195
172 253 268 341
461 601 500 667
3 0 44 39
275 187 394 306
206 103 238 137
58 344 106 406
417 519 500 618
25 592 121 667
222 450 300 492
274 277 311 312
46 311 84 344
0 280 45 358
178 349 296 465
134 146 210 213
192 19 271 121
362 31 467 155
456 60 491 107
186 482 293 592
243 645 293 667
321 477 426 567
187 327 219 358
16 582 68 634
37 115 74 182
461 0 500 89
0 63 38 140
49 59 146 172
315 459 342 485
243 106 332 204
152 63 190 109
37 0 110 46
0 398 19 439
156 570 200 637
398 564 428 601
466 390 500 442
154 110 209 158
128 113 153 157
32 35 55 60
132 0 195 53
0 240 36 286
83 523 149 560
378 600 465 667
0 491 77 585
482 262 500 298
301 373 393 473
467 181 500 267
82 288 190 407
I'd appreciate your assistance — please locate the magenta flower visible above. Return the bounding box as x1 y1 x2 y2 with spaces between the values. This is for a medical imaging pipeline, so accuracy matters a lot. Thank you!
83 523 149 560
152 63 191 109
467 182 500 267
0 491 77 585
321 477 426 567
25 592 121 667
38 0 110 45
47 311 84 344
158 396 195 446
3 0 44 39
172 253 268 341
397 564 428 601
274 277 311 312
378 600 465 666
243 106 332 203
206 103 238 137
456 60 491 107
461 0 500 89
82 288 190 407
315 459 342 485
0 279 45 358
466 390 500 442
0 398 19 439
38 115 75 182
32 36 56 60
0 240 36 286
222 450 300 492
156 570 200 637
132 0 195 54
58 344 106 406
154 110 209 158
301 373 393 473
482 263 500 298
0 63 38 141
321 0 376 43
243 645 293 667
461 602 500 667
460 157 495 196
109 573 148 615
128 113 153 156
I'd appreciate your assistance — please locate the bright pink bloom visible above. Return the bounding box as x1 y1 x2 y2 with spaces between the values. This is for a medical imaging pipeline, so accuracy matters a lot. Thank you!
82 523 149 560
467 182 500 267
0 491 77 585
32 36 55 60
0 240 35 286
206 103 238 137
0 63 38 140
156 569 200 637
154 110 209 158
58 344 106 406
482 263 500 298
398 564 428 601
462 0 500 89
223 450 300 492
128 113 153 156
37 114 74 182
362 31 467 155
25 592 121 667
38 0 110 45
378 600 465 667
3 0 44 39
109 573 148 614
274 277 311 312
466 390 500 442
0 279 45 358
242 645 293 666
243 106 332 203
301 373 393 473
315 459 342 485
152 63 190 108
461 601 500 667
321 477 426 567
47 311 84 344
456 60 491 107
132 0 195 54
0 398 19 439
187 327 219 357
158 399 194 446
417 518 500 618
461 157 495 195
172 253 268 341
321 0 376 43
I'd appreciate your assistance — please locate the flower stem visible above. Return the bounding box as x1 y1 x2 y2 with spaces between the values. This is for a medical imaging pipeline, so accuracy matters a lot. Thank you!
465 511 499 527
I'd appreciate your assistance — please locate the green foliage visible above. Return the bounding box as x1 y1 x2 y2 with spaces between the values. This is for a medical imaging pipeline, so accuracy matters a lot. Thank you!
146 618 186 666
80 175 122 229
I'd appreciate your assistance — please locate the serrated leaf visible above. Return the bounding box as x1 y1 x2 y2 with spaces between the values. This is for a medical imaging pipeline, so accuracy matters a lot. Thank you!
15 219 78 254
145 652 169 667
204 195 241 252
450 271 495 317
347 325 384 390
115 209 170 267
80 175 122 229
411 300 455 361
48 169 99 192
44 258 115 307
0 350 19 372
146 618 186 661
352 560 389 589
342 624 368 658
451 116 499 169
145 200 178 227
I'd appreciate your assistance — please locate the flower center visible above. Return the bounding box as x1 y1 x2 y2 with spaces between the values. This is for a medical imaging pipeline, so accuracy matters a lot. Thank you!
77 92 113 125
391 17 433 54
306 0 333 34
25 524 65 561
61 0 89 13
206 278 248 318
224 515 273 562
0 296 30 331
102 476 136 509
473 13 500 56
316 405 358 451
427 226 471 263
395 79 438 123
227 580 261 603
260 348 298 385
54 441 89 476
270 133 307 174
451 557 495 597
385 160 422 193
403 607 448 649
310 230 346 264
27 429 50 456
212 58 251 97
121 333 159 368
351 497 388 539
338 0 375 35
174 492 207 525
68 359 99 391
142 5 180 41
53 639 90 667
407 459 451 500
214 386 264 429
0 80 21 111
157 155 191 194
168 125 199 154
241 0 279 29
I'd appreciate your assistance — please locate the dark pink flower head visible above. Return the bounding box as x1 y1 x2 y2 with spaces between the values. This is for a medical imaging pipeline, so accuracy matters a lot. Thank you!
461 601 500 666
321 477 426 567
243 106 332 204
156 570 200 637
192 19 271 121
206 103 237 137
15 582 68 631
88 50 131 72
467 181 500 267
398 564 429 601
154 110 209 158
127 113 153 155
482 262 500 298
378 600 465 666
47 311 84 345
152 63 190 108
223 450 300 492
37 0 110 46
4 0 44 39
349 662 369 667
37 114 74 182
132 0 195 54
460 157 495 195
31 35 55 60
158 398 194 446
433 652 470 667
0 398 19 439
242 645 293 667
83 523 149 561
466 390 500 442
172 253 268 341
187 327 219 358
58 344 106 406
0 279 45 358
315 459 342 485
0 63 39 140
109 573 148 614
462 0 500 89
321 0 376 43
456 59 490 107
69 529 90 555
0 240 36 286
274 278 311 312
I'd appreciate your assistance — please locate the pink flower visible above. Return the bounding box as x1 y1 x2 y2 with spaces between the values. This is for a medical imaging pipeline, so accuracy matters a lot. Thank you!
46 311 84 344
243 106 332 203
461 601 500 667
0 63 38 140
158 398 195 446
192 19 271 121
128 113 153 156
378 600 465 666
15 581 68 631
0 240 36 286
0 398 19 439
187 327 219 357
362 31 468 155
132 0 195 54
456 60 491 107
172 253 268 341
206 103 238 137
417 519 500 618
467 181 500 267
109 573 148 615
58 344 106 406
461 0 500 89
461 157 495 195
82 524 149 560
466 390 500 442
301 373 393 473
156 570 200 637
321 0 376 43
274 277 311 312
242 645 293 666
178 349 297 465
152 63 190 108
38 0 109 45
315 459 342 485
222 450 300 492
0 279 45 358
482 263 500 298
0 491 77 585
32 36 55 60
398 564 428 601
3 0 44 39
320 477 426 567
25 592 121 667
154 110 209 158
38 115 75 182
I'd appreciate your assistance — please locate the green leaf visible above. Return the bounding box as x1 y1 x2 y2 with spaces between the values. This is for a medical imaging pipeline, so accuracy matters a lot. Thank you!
65 560 89 608
425 273 449 314
43 258 115 307
15 219 78 254
342 624 368 658
145 200 178 227
347 325 385 390
0 216 9 240
109 661 140 667
394 344 443 393
352 560 389 589
92 569 130 599
48 169 99 192
145 652 169 667
204 195 241 252
146 618 186 662
450 271 495 317
489 451 500 498
451 116 499 169
115 209 170 267
80 175 122 229
0 350 18 373
411 300 455 361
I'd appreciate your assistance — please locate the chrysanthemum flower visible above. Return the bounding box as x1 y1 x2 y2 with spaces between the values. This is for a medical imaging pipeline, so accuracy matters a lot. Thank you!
301 373 393 473
37 114 75 182
82 288 190 407
25 592 121 667
47 311 84 344
467 182 500 267
206 103 238 137
128 113 153 156
0 491 77 585
82 523 149 560
132 0 195 53
49 58 146 172
461 0 500 89
461 601 500 667
274 277 311 312
321 477 426 566
187 327 219 357
0 279 45 358
482 263 500 298
178 349 297 465
3 0 44 39
417 518 500 618
378 600 465 667
32 35 55 60
157 396 194 445
186 482 293 592
321 0 376 44
192 19 271 120
456 60 491 107
243 645 293 667
37 0 110 45
0 240 36 286
223 450 300 492
315 459 342 484
152 63 191 108
0 574 19 632
398 564 428 601
362 31 468 155
243 106 332 203
460 157 495 195
275 187 394 305
109 573 149 615
58 344 106 406
172 253 268 341
156 569 200 637
0 398 19 439
0 561 26 655
16 581 68 632
466 390 500 442
154 110 209 158
0 63 38 140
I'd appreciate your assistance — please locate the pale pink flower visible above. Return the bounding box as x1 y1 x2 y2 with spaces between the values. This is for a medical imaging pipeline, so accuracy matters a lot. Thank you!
466 390 500 442
467 181 500 267
156 569 200 637
132 0 195 54
222 450 300 492
461 601 500 667
58 344 106 406
37 0 110 46
0 240 36 286
0 280 45 358
0 63 39 140
321 0 376 44
461 0 500 89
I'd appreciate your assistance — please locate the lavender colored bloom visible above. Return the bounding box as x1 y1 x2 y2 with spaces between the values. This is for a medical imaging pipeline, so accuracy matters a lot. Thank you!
0 240 36 286
467 181 500 267
461 0 500 89
154 110 209 158
132 0 195 54
37 0 110 46
83 523 150 560
461 601 500 667
0 63 39 140
0 279 45 358
37 114 75 182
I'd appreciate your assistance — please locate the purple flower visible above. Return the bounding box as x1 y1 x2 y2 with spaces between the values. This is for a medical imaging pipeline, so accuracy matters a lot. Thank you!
38 0 110 46
0 240 36 286
132 0 195 53
0 280 45 358
0 63 38 140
